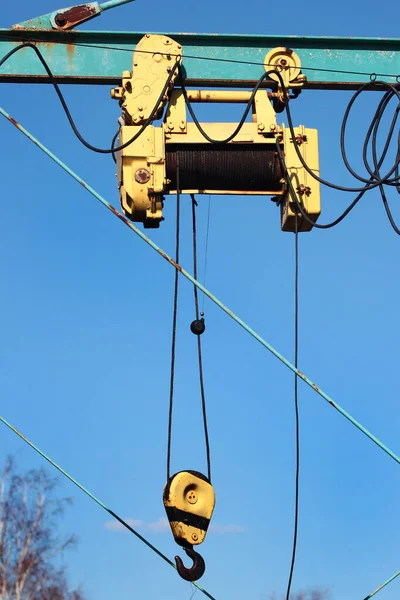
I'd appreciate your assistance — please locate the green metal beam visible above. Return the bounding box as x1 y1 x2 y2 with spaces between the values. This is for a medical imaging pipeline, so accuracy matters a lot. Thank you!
0 29 399 88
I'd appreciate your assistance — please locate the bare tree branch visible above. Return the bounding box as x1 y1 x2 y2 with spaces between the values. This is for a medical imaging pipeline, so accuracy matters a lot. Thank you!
0 456 85 600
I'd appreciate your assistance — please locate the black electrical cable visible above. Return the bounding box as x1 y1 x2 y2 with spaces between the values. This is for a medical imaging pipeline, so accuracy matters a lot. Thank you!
275 141 367 229
272 69 400 193
191 194 211 482
177 65 399 204
167 161 181 481
342 85 400 186
0 42 180 155
178 63 281 144
285 211 300 600
111 127 120 163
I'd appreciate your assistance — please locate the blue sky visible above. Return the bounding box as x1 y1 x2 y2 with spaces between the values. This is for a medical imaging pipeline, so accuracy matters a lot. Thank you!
1 1 400 599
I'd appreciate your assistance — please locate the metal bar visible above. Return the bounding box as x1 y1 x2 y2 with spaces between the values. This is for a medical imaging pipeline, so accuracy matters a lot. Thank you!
362 571 400 599
186 90 273 102
0 414 215 600
0 30 399 87
100 0 135 9
2 104 400 472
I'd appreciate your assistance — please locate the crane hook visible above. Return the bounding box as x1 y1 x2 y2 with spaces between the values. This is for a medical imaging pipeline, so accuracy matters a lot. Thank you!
175 546 206 582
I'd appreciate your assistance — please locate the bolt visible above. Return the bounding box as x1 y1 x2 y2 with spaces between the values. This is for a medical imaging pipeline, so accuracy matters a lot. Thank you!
296 184 311 196
258 124 265 131
192 533 199 542
270 124 277 131
55 14 68 27
280 58 288 67
186 490 198 504
135 169 151 184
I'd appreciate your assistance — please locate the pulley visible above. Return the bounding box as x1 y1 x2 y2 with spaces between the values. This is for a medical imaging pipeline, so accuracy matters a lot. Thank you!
163 470 215 581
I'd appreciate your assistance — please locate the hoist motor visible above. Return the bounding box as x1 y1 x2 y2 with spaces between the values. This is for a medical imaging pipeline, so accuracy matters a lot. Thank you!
111 34 321 232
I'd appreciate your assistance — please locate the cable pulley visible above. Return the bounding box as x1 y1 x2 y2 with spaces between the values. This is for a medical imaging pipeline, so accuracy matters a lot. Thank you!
165 187 213 581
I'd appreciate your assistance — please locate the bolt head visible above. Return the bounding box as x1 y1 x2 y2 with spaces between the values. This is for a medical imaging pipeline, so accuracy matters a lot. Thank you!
135 169 151 184
55 14 67 27
192 533 199 542
186 490 198 504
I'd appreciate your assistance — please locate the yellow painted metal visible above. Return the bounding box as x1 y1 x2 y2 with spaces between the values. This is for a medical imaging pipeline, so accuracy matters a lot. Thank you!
115 35 320 232
264 46 303 84
264 47 306 103
117 125 165 228
279 124 321 232
110 34 182 125
163 471 215 547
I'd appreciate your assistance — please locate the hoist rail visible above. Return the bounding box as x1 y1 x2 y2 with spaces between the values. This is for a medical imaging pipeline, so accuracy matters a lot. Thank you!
0 29 399 88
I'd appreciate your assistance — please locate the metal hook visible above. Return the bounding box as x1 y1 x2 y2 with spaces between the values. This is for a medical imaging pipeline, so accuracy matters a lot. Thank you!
175 546 206 582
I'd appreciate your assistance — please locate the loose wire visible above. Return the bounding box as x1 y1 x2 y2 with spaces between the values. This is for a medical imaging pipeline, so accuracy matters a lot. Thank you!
191 195 211 482
0 42 180 155
285 212 300 600
166 162 181 481
178 64 279 144
274 70 400 193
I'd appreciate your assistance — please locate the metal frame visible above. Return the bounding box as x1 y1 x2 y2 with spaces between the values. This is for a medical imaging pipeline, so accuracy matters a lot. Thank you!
0 29 399 88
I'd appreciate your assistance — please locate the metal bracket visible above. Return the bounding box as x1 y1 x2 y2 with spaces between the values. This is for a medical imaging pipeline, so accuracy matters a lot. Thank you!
12 0 134 31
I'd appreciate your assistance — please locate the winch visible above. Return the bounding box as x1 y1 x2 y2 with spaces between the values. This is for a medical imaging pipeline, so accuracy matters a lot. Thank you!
111 34 321 232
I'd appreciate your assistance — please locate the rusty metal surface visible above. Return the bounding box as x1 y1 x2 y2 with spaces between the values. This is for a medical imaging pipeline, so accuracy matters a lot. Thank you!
0 30 399 87
54 4 98 29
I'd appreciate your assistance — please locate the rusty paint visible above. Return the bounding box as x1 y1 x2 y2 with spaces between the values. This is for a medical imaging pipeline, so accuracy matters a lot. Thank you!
296 370 307 381
66 43 76 60
7 115 21 129
158 248 183 272
54 4 98 29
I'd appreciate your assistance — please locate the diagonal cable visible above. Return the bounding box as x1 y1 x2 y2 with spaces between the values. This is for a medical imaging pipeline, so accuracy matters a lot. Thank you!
362 570 400 599
0 414 216 600
2 105 400 471
2 104 400 600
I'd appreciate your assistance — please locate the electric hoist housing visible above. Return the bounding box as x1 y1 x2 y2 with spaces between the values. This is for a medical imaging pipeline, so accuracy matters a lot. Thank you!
112 35 321 232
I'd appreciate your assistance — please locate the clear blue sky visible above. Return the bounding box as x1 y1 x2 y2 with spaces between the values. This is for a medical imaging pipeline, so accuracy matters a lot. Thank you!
1 1 400 599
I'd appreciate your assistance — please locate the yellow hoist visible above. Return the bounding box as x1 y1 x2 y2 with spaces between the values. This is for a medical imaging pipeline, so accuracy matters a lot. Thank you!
110 34 321 582
111 34 321 233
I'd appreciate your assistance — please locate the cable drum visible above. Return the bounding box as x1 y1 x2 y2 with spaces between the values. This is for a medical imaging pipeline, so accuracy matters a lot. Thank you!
166 144 283 192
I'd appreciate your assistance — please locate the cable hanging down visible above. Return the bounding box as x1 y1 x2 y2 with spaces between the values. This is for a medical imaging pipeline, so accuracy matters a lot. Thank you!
190 195 211 482
3 106 400 599
3 105 400 473
285 212 300 600
166 185 211 482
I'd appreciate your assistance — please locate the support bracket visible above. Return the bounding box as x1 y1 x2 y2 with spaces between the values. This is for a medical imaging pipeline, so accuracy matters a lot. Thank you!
12 0 134 31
